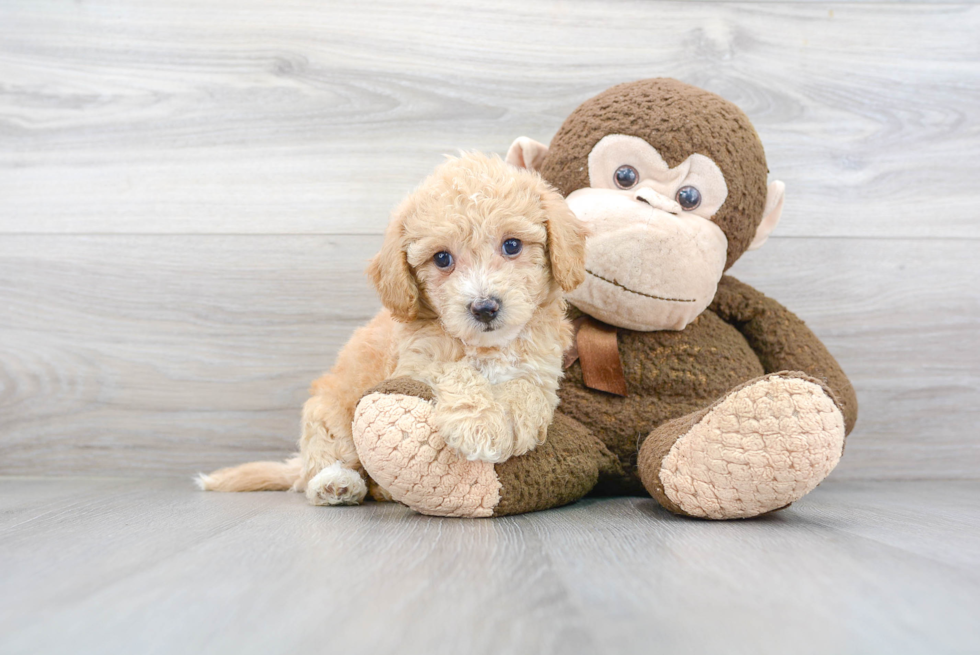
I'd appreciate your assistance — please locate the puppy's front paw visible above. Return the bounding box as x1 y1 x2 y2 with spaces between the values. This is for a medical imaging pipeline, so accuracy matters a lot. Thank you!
435 408 513 463
508 411 550 459
305 462 367 506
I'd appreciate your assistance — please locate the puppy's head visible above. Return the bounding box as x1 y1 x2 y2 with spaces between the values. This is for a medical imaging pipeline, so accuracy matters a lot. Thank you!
368 152 588 347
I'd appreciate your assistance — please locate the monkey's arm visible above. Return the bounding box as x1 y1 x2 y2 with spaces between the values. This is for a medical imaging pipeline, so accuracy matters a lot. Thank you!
352 378 617 517
710 275 858 435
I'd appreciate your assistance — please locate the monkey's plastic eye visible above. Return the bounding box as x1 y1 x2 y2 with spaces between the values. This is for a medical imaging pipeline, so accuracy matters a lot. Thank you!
433 251 454 269
676 186 702 210
502 238 523 256
614 165 639 189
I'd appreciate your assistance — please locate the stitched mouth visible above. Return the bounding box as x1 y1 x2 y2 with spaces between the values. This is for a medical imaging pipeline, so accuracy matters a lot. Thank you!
586 268 697 303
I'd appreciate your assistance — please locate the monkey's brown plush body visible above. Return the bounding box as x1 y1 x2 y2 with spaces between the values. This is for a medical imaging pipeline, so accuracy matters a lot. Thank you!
353 79 857 520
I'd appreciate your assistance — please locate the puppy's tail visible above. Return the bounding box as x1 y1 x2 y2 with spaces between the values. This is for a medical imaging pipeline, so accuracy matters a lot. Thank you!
195 455 302 492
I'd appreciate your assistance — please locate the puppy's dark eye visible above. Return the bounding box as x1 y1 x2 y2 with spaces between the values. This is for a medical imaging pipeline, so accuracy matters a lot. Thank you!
433 251 454 269
502 238 522 256
676 186 701 210
614 165 638 189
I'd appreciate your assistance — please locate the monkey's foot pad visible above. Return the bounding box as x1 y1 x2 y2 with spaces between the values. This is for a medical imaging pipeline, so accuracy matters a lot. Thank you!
353 392 501 517
657 374 846 519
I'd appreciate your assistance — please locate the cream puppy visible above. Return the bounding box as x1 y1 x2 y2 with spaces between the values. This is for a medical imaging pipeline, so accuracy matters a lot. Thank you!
199 153 588 506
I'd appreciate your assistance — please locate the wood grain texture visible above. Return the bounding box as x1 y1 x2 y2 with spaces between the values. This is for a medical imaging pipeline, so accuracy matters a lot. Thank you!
0 478 978 655
0 235 383 474
1 235 977 479
0 0 977 481
1 0 978 237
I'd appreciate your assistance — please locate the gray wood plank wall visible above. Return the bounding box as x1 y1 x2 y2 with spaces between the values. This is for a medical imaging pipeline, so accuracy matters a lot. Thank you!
1 0 978 479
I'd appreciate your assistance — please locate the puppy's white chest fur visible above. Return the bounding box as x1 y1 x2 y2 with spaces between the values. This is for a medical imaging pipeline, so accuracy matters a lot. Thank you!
468 353 523 385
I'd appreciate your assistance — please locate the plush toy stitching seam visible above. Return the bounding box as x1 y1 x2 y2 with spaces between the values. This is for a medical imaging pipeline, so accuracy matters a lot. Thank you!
585 268 697 303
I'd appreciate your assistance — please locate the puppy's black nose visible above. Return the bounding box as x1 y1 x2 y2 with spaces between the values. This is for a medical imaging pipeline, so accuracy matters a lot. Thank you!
469 298 500 324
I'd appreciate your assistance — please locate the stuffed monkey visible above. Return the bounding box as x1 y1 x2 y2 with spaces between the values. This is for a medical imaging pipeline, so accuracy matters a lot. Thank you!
352 79 858 519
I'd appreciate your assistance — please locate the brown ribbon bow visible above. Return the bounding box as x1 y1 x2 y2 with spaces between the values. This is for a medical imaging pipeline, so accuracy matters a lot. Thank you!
563 316 628 397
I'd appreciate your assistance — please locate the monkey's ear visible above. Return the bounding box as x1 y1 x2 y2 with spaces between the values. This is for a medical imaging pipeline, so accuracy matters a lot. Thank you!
539 185 590 292
506 137 549 171
748 180 785 251
366 201 421 322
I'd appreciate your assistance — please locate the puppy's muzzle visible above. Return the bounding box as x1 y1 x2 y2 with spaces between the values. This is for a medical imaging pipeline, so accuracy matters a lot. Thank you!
469 297 500 325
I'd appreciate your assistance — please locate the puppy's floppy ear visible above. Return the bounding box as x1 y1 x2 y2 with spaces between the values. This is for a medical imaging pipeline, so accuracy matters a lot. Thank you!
366 200 420 322
539 183 589 292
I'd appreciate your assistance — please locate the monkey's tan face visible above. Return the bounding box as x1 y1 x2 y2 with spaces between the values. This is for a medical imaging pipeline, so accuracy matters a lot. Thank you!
563 135 730 331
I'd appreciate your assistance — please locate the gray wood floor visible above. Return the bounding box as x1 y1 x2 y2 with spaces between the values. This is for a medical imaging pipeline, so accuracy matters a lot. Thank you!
0 478 978 655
